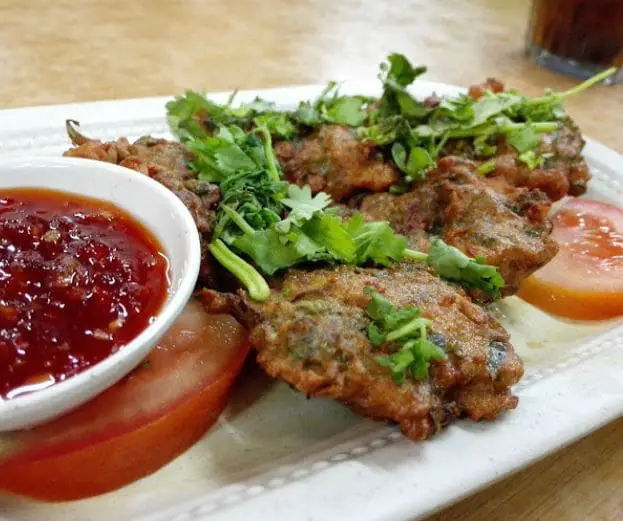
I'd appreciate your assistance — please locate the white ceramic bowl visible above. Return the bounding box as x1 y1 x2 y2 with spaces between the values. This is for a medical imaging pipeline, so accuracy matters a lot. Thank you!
0 157 201 431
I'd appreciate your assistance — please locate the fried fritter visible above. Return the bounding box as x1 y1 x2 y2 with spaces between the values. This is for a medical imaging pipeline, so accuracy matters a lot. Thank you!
453 78 591 200
63 124 221 285
231 264 523 440
443 120 590 201
274 125 400 202
359 156 558 296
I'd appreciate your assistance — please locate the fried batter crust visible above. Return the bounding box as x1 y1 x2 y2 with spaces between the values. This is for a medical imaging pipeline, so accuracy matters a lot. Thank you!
231 264 523 440
274 125 400 202
359 157 558 296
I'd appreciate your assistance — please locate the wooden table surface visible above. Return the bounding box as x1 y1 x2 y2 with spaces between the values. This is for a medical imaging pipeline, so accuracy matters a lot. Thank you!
1 0 623 519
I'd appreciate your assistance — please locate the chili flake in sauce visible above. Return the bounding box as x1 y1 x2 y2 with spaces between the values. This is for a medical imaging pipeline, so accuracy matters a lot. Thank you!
0 188 169 399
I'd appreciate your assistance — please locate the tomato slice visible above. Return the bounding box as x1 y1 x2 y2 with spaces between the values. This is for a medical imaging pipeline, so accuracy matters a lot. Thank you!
0 299 250 501
519 198 623 320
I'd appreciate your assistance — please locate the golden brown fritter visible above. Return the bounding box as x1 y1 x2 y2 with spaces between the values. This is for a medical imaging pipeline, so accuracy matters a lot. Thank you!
490 121 589 199
442 121 590 202
274 125 400 202
463 78 591 199
359 156 558 296
231 264 523 440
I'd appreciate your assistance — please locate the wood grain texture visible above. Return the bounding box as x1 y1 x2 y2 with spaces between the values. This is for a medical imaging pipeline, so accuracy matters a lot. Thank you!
0 0 621 150
0 1 622 519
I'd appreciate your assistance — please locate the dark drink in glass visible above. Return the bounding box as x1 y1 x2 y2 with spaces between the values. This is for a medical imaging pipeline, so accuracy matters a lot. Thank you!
526 0 623 84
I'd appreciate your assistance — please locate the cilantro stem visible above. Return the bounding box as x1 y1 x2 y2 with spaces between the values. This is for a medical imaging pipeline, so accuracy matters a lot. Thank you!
433 132 451 157
477 159 497 175
505 121 559 132
446 121 559 139
226 89 238 106
560 67 617 97
208 239 270 301
254 125 281 182
526 67 618 105
402 249 428 262
386 317 431 342
221 204 255 236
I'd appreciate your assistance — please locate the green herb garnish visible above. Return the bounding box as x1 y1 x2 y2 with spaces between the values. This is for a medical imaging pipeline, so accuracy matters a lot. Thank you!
361 55 617 180
346 214 408 267
168 56 615 187
477 159 497 175
166 70 511 302
364 287 445 383
404 238 505 299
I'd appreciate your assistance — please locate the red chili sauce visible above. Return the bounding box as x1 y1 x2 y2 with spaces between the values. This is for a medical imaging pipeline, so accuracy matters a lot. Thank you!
0 188 169 399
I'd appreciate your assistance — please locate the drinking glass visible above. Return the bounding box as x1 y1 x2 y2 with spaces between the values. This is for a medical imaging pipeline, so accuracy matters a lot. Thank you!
526 0 623 84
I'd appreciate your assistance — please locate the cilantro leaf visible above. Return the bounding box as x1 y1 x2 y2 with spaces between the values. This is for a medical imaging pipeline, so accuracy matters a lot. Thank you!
184 131 257 182
166 90 264 141
363 287 421 333
363 287 444 383
378 54 429 119
409 337 445 380
301 213 358 263
435 96 474 123
292 101 321 126
357 115 409 145
242 97 278 113
391 143 433 181
518 150 544 170
364 287 395 322
233 228 304 275
279 185 332 230
426 238 505 299
473 134 497 157
324 97 369 126
504 124 542 153
384 53 427 87
471 93 521 125
292 82 372 128
254 113 296 139
346 214 407 266
166 90 216 141
367 323 387 347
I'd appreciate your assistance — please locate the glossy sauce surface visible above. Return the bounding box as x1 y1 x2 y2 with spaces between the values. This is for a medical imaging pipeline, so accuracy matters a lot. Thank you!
553 207 623 271
0 188 169 399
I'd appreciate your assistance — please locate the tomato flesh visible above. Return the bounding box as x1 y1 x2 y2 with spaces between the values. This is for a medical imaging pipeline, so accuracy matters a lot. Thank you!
0 300 250 501
519 199 623 320
554 206 623 269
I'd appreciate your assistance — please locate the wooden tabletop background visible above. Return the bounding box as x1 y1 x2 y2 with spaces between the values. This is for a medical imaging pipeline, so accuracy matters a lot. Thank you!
1 0 623 519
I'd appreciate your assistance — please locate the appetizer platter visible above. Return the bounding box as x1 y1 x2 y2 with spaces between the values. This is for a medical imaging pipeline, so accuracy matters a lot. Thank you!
0 54 622 521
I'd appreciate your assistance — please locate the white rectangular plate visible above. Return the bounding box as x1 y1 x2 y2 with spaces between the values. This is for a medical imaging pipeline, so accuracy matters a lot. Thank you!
0 82 622 521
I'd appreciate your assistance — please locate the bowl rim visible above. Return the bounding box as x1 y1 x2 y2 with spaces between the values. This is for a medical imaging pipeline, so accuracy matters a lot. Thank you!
0 156 201 430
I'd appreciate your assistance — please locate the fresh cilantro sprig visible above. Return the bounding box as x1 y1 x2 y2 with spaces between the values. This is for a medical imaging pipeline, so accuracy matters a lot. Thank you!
169 113 414 299
346 214 408 267
230 185 357 275
294 81 374 127
167 82 375 144
167 91 507 302
168 56 615 189
167 90 289 141
360 55 617 181
404 238 505 299
364 288 445 383
376 53 429 119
